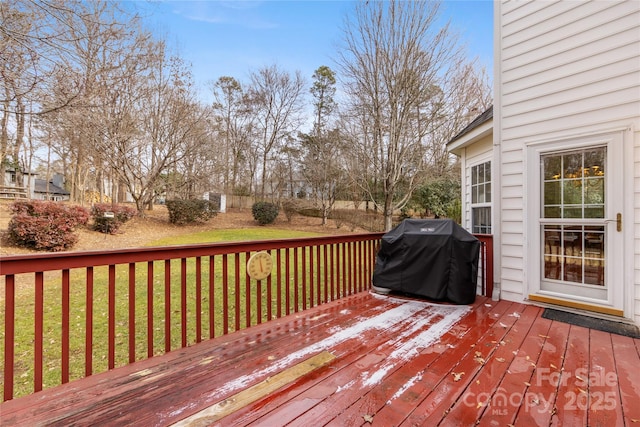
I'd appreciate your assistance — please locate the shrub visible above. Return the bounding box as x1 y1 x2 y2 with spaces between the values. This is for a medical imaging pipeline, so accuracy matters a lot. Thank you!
251 201 279 225
8 200 90 251
281 199 300 222
414 177 461 219
166 199 218 225
297 207 322 218
91 203 137 234
326 209 385 232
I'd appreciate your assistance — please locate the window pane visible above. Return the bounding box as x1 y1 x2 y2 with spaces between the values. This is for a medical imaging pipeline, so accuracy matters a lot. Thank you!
543 156 562 180
563 207 582 218
563 180 582 205
584 226 604 286
472 165 478 185
564 256 583 283
486 183 491 203
544 226 562 280
544 181 561 205
584 206 605 219
563 153 582 178
584 227 604 260
564 227 583 255
563 226 583 283
585 148 605 176
544 206 561 218
585 178 604 204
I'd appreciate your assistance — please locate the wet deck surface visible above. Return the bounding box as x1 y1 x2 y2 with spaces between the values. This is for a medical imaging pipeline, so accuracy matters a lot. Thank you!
3 291 640 426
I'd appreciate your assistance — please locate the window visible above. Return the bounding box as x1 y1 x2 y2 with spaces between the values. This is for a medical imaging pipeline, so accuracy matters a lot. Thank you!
471 161 491 234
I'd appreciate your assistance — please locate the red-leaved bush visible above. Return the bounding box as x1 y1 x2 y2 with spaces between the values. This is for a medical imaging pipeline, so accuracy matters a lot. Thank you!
91 203 137 234
8 200 90 251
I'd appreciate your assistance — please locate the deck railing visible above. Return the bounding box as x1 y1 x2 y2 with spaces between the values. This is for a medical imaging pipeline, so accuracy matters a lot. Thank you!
1 234 383 401
1 232 493 402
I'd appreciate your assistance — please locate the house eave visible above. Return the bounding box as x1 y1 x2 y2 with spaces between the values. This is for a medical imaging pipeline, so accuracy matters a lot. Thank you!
447 120 493 156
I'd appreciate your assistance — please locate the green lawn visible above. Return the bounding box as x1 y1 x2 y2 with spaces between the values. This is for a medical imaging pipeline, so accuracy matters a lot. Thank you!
148 228 321 246
3 228 331 399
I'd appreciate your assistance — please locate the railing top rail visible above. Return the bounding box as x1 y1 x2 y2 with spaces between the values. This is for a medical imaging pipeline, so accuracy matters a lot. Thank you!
0 232 385 275
473 233 493 239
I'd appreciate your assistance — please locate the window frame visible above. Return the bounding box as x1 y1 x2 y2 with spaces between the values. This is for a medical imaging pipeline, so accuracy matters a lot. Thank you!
470 160 492 234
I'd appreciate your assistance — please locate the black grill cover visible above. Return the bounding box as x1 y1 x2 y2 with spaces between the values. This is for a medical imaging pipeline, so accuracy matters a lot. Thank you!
372 219 480 304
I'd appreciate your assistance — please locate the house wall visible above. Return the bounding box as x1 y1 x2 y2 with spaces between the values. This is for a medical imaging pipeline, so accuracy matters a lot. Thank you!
497 1 640 323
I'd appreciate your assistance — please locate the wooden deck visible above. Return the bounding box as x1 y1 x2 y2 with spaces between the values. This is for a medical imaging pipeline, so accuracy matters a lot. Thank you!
2 292 639 426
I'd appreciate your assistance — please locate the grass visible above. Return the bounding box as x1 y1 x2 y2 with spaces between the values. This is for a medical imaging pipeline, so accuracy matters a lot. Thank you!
148 228 321 246
2 227 347 400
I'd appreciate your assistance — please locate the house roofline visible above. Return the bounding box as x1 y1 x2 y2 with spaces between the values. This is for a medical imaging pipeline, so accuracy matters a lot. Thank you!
447 106 493 156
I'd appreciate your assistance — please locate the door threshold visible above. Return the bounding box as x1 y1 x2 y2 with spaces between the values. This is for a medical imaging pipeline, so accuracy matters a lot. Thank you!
527 294 623 317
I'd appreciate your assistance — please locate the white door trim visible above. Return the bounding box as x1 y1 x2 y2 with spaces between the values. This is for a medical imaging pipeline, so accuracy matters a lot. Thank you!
525 130 625 314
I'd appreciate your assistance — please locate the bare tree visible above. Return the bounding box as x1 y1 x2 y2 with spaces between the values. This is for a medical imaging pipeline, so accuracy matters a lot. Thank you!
246 64 305 199
337 0 473 230
116 48 209 213
165 105 213 200
299 66 343 225
300 129 346 225
211 76 255 193
425 62 492 178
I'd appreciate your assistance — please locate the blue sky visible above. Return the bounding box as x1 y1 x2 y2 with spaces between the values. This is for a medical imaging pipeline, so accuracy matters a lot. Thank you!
134 0 494 101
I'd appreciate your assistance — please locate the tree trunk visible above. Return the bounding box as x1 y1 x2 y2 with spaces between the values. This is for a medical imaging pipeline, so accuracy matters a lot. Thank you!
384 192 394 231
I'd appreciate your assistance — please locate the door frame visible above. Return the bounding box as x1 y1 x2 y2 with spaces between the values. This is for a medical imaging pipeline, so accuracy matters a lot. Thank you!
525 129 628 316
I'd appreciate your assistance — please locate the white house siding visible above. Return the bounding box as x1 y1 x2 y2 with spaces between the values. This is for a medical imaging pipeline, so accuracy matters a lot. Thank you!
497 0 640 323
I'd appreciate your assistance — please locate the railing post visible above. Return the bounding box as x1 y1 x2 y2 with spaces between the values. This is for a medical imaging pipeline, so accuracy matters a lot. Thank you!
302 246 308 310
86 267 95 376
62 269 70 383
35 272 43 392
4 275 15 401
147 262 154 357
129 262 136 362
164 260 171 353
276 249 283 318
208 256 215 339
195 257 202 343
222 254 229 335
180 258 187 348
473 234 494 299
